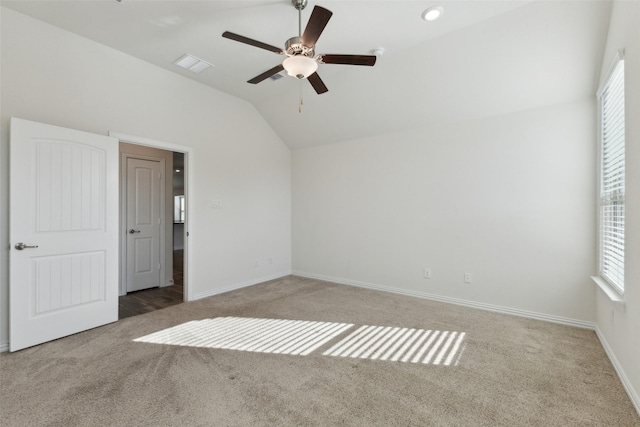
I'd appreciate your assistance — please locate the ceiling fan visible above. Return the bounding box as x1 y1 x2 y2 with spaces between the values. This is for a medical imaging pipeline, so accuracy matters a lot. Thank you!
222 0 376 95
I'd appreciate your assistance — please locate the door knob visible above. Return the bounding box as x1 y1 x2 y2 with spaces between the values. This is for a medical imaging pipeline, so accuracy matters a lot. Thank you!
129 229 141 234
15 242 39 250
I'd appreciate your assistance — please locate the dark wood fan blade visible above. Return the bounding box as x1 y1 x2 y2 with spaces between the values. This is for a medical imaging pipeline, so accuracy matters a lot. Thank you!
318 54 377 66
301 6 333 47
222 31 283 54
307 72 328 94
248 64 285 84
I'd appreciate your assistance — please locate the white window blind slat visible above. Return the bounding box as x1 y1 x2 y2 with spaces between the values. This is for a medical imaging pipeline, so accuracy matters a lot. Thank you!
599 58 625 293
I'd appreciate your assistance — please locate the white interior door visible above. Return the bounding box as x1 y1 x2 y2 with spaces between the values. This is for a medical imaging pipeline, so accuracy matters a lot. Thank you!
9 118 119 352
126 158 162 292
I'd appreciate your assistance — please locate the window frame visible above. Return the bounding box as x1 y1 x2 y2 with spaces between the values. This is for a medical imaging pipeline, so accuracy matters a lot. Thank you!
596 50 625 295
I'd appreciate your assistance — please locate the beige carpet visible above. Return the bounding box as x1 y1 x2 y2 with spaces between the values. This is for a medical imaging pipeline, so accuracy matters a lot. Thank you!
1 276 638 426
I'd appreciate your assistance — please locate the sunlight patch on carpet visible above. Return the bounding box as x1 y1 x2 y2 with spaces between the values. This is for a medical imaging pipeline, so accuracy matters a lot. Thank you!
133 317 353 356
134 317 467 365
322 326 466 366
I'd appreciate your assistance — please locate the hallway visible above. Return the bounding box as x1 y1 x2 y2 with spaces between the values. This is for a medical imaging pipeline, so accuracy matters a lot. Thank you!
118 250 184 319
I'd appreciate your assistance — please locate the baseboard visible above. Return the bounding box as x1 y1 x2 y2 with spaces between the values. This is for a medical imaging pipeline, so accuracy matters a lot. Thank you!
292 271 596 330
0 342 8 353
595 326 640 416
191 271 292 301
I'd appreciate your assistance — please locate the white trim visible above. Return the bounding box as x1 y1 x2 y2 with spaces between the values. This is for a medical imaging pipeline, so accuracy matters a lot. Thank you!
591 276 625 311
597 48 625 98
595 326 640 416
191 272 292 301
292 271 596 330
0 342 9 353
109 132 194 302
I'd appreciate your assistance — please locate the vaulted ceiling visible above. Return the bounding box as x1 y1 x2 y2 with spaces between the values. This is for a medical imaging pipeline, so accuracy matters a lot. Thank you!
2 0 612 148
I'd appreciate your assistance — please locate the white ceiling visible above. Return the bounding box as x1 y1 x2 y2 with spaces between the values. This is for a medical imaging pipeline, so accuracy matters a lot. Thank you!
2 0 612 149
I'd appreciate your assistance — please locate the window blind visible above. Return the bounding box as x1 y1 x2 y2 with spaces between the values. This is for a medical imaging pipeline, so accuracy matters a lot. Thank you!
599 59 625 293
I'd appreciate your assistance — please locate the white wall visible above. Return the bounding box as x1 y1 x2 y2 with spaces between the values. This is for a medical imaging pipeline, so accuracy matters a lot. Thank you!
595 0 640 413
293 99 596 324
0 8 292 347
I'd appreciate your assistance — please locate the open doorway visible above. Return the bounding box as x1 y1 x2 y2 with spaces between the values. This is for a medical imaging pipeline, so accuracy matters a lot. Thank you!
118 146 188 319
171 151 185 304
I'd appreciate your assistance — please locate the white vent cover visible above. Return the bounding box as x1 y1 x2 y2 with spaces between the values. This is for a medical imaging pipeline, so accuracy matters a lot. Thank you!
173 54 213 74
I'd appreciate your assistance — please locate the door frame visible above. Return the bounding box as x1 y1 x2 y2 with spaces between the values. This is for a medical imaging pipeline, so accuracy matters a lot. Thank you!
120 153 166 295
110 132 193 302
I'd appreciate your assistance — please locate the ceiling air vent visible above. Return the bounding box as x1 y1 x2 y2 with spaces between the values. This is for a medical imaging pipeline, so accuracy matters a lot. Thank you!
173 54 213 74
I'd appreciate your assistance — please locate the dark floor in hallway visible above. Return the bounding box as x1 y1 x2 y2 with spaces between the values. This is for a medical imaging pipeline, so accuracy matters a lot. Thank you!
118 250 184 319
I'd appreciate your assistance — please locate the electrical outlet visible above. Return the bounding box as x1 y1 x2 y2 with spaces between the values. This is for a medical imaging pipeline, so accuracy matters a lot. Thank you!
423 268 431 279
464 273 472 284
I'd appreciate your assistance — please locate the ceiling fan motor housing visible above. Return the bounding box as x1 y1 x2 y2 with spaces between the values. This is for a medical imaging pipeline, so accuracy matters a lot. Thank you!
285 37 315 57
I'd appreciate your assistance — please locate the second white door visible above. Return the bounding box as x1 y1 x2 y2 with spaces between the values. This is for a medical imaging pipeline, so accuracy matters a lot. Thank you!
126 157 162 292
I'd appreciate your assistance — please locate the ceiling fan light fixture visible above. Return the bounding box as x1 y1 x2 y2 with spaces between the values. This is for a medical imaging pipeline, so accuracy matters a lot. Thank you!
283 55 318 79
422 6 444 22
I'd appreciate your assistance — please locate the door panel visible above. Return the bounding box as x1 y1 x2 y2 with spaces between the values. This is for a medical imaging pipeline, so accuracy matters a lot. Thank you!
10 118 118 352
135 238 153 273
36 141 105 232
126 158 162 292
33 252 105 314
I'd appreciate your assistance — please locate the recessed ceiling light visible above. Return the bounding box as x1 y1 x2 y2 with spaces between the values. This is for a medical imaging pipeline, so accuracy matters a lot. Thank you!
422 6 444 22
173 54 213 74
175 169 181 173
